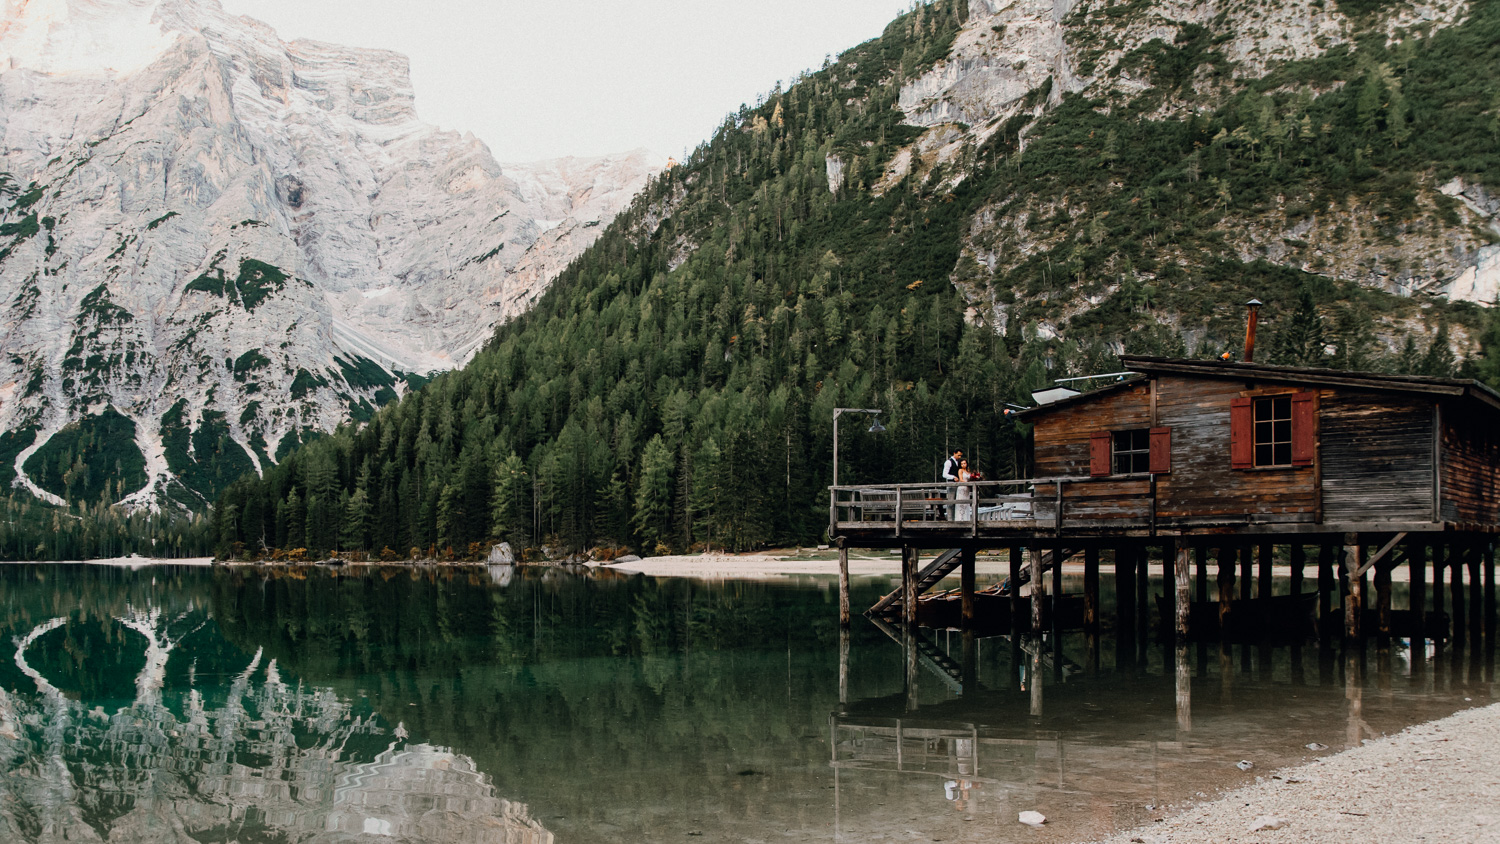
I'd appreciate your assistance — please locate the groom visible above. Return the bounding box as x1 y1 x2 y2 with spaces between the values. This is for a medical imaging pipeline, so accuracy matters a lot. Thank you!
941 448 963 520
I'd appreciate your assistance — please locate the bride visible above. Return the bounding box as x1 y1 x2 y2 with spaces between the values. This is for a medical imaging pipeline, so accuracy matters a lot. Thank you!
955 459 973 521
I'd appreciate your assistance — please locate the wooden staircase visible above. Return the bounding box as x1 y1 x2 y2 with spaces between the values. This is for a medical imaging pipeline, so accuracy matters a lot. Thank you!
870 546 1080 619
868 548 964 617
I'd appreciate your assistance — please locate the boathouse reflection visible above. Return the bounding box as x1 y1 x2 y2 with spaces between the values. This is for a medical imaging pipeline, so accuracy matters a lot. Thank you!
829 618 1497 838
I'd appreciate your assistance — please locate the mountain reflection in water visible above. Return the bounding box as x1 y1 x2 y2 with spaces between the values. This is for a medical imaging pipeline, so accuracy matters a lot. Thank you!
0 565 550 843
0 564 1494 844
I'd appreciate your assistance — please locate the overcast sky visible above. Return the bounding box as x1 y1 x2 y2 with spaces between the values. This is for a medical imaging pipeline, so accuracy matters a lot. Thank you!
220 0 917 163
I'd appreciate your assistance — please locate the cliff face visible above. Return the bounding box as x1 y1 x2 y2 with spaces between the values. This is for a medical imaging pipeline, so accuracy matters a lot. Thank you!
887 0 1496 337
0 0 661 508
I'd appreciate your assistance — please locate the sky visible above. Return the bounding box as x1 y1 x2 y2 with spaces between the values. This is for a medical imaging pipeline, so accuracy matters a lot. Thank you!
219 0 918 163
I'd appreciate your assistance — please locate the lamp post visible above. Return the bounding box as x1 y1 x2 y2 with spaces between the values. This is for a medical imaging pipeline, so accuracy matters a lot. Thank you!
832 408 885 488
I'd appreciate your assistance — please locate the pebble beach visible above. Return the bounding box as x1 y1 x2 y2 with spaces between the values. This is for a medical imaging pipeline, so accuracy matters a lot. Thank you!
1091 702 1500 844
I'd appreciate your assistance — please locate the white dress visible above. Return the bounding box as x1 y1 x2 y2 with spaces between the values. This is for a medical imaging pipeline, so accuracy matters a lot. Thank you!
954 471 973 521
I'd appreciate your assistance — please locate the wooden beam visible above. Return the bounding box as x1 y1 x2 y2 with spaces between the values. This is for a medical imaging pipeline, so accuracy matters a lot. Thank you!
838 539 851 627
1410 541 1427 659
1217 547 1234 631
1258 542 1272 601
1174 540 1192 641
1009 545 1023 637
1344 534 1363 641
903 546 917 630
1355 532 1408 578
1468 544 1482 647
1452 544 1466 649
960 548 976 627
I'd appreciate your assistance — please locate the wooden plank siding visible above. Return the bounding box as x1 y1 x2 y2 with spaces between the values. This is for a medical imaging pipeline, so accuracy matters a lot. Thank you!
1440 403 1500 524
1320 392 1434 522
1153 376 1316 520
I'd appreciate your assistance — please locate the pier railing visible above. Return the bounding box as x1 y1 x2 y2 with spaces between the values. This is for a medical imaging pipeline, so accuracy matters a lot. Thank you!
829 475 1158 538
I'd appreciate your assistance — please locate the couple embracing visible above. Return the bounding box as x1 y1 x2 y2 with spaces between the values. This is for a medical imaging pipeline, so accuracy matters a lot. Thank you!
941 449 982 520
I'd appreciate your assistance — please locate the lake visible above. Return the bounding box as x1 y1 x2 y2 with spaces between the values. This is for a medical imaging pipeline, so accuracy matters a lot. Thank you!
0 563 1493 843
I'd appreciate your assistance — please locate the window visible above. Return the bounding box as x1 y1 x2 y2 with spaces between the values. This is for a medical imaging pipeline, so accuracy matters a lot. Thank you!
1253 396 1293 467
1091 427 1170 476
1113 429 1150 474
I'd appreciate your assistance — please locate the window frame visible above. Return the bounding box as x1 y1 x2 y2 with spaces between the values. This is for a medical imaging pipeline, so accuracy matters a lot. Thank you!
1252 394 1294 468
1112 428 1151 475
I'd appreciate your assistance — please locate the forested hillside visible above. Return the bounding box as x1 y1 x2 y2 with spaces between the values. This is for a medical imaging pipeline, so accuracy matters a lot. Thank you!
206 0 1500 558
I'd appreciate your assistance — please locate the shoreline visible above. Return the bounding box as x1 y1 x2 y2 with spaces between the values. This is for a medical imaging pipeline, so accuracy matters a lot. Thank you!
1085 702 1500 844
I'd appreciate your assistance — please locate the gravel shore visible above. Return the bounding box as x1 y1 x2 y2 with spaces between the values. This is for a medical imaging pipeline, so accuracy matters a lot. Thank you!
1091 702 1500 844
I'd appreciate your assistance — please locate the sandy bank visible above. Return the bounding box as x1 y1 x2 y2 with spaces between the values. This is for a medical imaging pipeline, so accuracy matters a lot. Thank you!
0 555 214 569
1089 702 1500 844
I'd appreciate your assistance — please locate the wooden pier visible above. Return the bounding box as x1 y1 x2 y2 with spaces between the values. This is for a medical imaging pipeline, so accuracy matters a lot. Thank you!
831 358 1500 646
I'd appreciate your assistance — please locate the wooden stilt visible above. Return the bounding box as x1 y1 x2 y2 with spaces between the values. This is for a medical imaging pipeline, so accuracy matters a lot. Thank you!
960 547 976 627
1452 545 1467 649
1344 534 1363 641
1410 542 1427 674
902 546 917 630
838 540 851 627
1218 547 1235 630
905 626 919 712
1139 544 1153 647
1258 542 1273 601
1009 545 1023 637
1240 545 1253 602
1174 541 1191 642
1032 548 1045 636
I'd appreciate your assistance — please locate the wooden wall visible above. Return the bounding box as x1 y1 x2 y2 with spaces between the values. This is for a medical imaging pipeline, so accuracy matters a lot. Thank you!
1153 376 1316 521
1030 375 1460 526
1320 392 1433 522
1441 402 1500 524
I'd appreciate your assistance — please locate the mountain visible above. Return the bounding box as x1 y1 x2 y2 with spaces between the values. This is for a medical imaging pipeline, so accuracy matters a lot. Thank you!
132 0 1500 558
0 0 662 510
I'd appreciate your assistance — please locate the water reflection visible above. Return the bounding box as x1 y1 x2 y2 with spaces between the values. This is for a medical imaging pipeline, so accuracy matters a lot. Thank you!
0 564 1494 844
0 566 550 843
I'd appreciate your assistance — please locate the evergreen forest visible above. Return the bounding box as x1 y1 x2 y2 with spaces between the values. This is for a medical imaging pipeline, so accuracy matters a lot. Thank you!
206 0 1500 562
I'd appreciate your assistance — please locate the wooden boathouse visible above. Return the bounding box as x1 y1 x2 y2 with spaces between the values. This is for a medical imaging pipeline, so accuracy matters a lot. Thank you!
829 355 1500 647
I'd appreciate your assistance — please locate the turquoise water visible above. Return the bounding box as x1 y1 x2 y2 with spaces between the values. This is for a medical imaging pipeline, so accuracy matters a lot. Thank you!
0 564 1493 843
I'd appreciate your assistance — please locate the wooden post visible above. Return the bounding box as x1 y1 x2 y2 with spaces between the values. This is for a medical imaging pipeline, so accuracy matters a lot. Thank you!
1290 543 1304 602
903 546 917 630
960 547 976 628
1258 542 1273 601
1344 534 1363 641
838 539 851 627
1139 544 1153 646
906 626 919 712
1451 544 1466 649
1174 541 1192 642
1217 547 1235 632
1032 548 1045 636
1009 545 1023 636
1410 542 1427 658
961 630 977 694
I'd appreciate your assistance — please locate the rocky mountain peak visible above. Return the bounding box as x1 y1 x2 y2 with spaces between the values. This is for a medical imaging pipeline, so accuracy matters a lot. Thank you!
0 0 662 510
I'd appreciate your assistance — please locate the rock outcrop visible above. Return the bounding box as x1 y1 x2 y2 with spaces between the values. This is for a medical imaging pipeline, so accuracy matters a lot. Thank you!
0 0 661 507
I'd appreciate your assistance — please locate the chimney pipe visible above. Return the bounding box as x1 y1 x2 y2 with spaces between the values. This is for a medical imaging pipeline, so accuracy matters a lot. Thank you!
1244 298 1263 363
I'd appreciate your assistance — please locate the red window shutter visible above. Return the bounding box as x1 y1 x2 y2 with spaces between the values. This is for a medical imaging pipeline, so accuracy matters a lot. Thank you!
1089 431 1111 477
1149 426 1172 474
1230 397 1253 469
1292 391 1317 466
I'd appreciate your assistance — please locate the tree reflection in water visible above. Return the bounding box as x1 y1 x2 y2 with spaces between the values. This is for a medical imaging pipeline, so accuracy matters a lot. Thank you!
0 565 552 844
